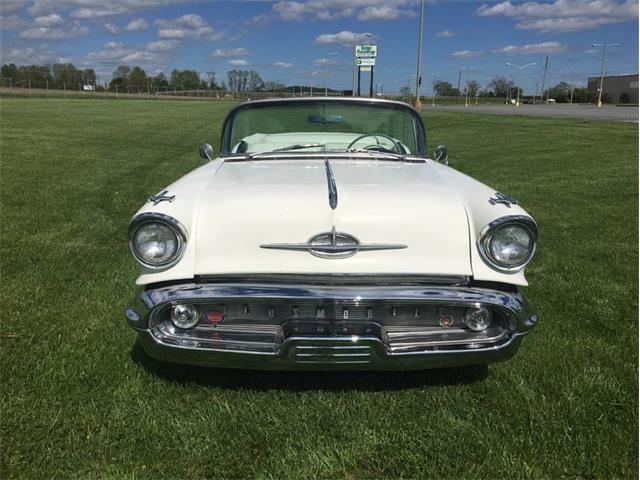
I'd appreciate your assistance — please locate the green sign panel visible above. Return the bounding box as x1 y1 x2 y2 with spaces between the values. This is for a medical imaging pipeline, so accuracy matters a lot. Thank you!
355 45 377 58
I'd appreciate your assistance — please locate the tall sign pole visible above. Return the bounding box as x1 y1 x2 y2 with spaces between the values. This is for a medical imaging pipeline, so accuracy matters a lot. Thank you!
414 0 425 108
369 67 374 97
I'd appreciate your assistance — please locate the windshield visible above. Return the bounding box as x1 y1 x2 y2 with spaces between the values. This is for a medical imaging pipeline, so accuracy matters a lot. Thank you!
221 99 426 156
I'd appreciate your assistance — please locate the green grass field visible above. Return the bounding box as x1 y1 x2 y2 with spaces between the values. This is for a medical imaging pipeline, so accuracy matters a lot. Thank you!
1 98 637 479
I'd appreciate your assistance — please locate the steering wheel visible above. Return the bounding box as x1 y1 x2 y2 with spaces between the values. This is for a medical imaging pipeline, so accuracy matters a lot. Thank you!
347 133 405 154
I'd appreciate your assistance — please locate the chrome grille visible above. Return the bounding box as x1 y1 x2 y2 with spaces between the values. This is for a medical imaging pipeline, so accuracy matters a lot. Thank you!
158 300 469 328
148 292 511 362
290 342 376 365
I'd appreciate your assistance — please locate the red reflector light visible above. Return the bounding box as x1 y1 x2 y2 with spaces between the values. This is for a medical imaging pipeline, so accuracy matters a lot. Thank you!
207 311 224 324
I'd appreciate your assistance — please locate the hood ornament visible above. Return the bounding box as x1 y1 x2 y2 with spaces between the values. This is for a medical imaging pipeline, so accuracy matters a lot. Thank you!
489 192 518 208
260 227 407 259
148 190 175 205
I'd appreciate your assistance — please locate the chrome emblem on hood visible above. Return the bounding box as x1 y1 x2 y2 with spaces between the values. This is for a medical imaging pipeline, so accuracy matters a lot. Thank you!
260 226 407 259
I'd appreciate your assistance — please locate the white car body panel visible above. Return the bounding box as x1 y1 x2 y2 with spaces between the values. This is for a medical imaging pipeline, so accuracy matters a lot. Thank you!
134 155 531 286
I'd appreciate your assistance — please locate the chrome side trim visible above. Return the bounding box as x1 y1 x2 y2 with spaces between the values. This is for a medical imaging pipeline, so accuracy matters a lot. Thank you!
128 212 188 270
477 215 538 273
324 158 338 210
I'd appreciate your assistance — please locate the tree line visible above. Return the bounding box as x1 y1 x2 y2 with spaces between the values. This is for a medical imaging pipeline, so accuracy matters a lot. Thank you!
1 61 291 94
1 63 96 90
426 76 594 103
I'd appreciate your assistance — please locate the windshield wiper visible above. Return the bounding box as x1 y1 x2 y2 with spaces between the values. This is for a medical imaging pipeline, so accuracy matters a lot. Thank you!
346 148 407 160
269 143 325 152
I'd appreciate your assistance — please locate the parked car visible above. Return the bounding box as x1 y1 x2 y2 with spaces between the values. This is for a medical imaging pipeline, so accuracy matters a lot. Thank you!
125 97 538 370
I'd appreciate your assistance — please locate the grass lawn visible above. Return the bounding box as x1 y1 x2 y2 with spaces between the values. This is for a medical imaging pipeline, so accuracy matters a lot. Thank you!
1 98 637 479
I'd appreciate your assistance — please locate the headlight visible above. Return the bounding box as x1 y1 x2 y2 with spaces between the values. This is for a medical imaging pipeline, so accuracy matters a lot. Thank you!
129 213 186 268
478 216 537 271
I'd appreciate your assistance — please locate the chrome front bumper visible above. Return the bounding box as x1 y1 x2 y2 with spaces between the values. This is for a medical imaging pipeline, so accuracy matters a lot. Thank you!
125 283 537 370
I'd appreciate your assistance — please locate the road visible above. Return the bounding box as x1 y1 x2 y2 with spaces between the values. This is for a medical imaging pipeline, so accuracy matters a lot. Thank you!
422 103 638 122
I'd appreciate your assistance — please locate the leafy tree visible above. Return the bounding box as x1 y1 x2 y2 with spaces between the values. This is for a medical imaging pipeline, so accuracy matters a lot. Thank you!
489 77 514 97
128 66 148 88
170 69 201 90
52 63 82 88
248 70 264 91
1 63 19 84
112 65 131 82
433 80 459 97
206 71 218 89
152 72 169 90
466 80 480 97
82 69 96 84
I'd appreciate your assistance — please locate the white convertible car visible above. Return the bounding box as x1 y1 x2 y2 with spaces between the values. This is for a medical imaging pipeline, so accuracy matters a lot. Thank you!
125 98 538 370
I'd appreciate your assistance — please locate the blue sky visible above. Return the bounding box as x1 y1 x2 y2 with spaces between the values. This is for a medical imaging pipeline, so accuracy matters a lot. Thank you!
1 0 638 94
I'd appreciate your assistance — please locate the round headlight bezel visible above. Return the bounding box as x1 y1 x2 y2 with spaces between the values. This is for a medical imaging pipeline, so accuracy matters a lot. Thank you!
128 212 187 269
477 215 537 272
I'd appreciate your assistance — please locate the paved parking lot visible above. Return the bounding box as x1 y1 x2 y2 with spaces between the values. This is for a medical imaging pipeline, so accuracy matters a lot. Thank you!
423 103 638 122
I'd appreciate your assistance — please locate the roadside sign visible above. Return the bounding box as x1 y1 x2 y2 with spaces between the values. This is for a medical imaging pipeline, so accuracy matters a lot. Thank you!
356 58 376 66
359 66 372 72
355 45 377 58
82 84 94 91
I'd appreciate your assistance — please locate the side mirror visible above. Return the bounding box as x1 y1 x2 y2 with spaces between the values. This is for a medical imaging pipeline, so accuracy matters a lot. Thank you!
434 145 448 165
199 143 214 161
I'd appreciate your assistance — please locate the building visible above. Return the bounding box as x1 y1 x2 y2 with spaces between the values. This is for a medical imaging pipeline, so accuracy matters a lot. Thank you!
587 74 639 104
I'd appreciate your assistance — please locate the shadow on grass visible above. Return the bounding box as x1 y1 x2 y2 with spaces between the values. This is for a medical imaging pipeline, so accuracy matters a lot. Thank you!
131 340 488 391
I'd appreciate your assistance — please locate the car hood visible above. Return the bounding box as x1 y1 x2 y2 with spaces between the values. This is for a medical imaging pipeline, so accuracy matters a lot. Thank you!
191 158 472 277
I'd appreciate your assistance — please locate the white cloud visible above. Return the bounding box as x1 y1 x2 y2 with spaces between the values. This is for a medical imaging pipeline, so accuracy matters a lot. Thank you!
84 41 166 71
272 62 293 68
156 14 224 41
450 50 483 59
436 30 456 38
0 45 67 65
70 7 127 18
228 59 249 66
25 0 188 18
19 25 89 40
104 22 118 34
314 30 373 45
123 18 148 32
0 14 26 29
147 40 179 51
477 0 639 32
273 0 414 22
33 13 62 27
493 41 567 55
247 13 270 25
1 0 27 15
212 47 250 58
313 57 339 66
358 5 413 21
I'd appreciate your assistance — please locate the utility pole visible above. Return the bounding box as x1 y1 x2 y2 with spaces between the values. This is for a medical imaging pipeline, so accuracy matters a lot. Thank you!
457 69 462 93
540 56 549 104
592 42 619 107
414 0 424 109
570 84 574 104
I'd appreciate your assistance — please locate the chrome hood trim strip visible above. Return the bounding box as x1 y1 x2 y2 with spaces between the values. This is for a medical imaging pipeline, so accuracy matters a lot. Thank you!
324 158 338 210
